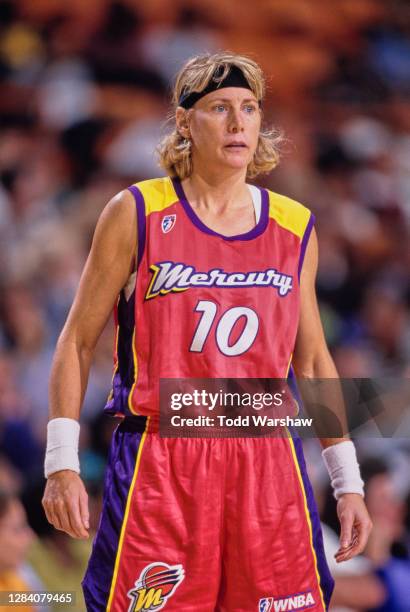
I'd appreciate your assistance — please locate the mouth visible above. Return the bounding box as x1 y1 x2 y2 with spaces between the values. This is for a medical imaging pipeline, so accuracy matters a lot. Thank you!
224 142 248 149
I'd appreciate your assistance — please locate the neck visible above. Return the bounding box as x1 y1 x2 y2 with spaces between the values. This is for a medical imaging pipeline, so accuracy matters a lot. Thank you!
181 168 250 213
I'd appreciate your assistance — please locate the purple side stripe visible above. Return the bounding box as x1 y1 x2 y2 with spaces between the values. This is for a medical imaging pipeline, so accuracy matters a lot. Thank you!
292 435 335 610
298 212 315 280
127 185 146 268
82 425 144 611
171 177 269 241
287 367 334 610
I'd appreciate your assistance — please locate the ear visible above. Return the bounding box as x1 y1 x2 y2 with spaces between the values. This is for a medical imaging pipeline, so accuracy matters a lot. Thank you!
175 107 191 139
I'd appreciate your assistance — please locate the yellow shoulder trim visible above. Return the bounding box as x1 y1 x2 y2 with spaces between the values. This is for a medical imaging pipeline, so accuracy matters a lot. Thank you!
132 177 178 215
267 190 311 239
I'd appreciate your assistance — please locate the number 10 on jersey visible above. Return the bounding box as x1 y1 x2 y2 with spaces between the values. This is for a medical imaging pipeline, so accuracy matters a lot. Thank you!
190 300 259 357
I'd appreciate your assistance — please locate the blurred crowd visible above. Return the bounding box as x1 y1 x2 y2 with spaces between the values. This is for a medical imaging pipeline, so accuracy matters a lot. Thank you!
0 0 409 610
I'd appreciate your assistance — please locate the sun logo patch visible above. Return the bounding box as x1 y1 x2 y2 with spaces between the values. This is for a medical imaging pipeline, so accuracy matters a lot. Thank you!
127 562 185 611
161 214 176 234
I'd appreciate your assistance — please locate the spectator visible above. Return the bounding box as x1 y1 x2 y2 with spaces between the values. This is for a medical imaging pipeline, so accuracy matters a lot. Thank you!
0 487 49 612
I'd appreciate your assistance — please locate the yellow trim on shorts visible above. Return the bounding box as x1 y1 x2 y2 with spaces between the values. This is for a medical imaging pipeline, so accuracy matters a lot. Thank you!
106 418 149 611
287 436 326 611
267 190 311 239
133 177 178 215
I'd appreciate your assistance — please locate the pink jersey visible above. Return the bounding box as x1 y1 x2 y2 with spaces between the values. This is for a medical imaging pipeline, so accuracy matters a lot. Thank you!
85 178 335 612
105 176 314 420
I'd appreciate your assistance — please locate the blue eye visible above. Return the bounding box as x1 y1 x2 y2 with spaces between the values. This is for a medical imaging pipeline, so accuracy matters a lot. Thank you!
213 104 227 112
244 105 256 113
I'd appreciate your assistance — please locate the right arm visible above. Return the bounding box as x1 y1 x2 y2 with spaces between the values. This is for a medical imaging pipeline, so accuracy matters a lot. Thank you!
42 188 137 539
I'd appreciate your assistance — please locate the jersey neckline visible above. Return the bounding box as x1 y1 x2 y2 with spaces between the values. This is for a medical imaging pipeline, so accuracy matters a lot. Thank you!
171 177 269 241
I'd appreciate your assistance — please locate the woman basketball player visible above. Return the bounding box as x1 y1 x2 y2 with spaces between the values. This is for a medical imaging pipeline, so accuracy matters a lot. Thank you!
42 52 371 611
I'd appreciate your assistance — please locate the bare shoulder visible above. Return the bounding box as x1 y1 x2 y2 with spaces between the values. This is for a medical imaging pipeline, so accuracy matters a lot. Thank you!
59 188 138 348
91 188 137 259
97 188 136 232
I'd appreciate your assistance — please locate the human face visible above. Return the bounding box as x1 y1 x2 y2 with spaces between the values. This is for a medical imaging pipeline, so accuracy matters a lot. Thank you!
178 87 261 176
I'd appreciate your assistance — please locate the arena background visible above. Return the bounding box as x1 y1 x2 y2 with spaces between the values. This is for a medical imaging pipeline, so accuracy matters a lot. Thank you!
0 0 409 610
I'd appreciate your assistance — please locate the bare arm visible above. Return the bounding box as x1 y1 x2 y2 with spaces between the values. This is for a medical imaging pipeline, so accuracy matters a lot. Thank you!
292 227 347 447
43 188 137 538
49 188 137 419
293 228 372 562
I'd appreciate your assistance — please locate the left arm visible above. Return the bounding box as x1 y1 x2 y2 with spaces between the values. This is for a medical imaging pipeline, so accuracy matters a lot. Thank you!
293 228 372 562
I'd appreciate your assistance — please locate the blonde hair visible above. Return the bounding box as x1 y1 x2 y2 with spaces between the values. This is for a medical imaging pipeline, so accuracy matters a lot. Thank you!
157 52 282 180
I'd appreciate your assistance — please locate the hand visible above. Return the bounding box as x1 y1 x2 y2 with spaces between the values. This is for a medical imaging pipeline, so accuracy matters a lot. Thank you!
42 470 89 539
335 493 372 563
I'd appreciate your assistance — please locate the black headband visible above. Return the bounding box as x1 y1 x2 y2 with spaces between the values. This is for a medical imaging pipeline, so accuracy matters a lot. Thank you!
178 65 257 109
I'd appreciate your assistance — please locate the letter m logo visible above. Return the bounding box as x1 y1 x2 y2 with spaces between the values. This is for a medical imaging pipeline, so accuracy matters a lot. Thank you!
132 587 163 611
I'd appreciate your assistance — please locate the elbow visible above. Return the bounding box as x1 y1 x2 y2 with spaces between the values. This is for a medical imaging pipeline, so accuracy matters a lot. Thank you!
292 346 337 379
291 357 316 379
294 368 315 379
57 327 95 358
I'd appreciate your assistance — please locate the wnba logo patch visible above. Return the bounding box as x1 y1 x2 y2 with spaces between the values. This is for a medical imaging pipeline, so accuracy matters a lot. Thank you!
161 214 176 233
127 562 184 611
258 591 315 611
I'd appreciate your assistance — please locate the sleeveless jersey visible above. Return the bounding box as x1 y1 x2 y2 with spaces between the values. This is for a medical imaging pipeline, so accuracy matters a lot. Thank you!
104 176 314 419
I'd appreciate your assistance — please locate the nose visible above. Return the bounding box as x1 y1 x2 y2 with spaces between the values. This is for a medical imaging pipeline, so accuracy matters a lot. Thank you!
228 107 244 133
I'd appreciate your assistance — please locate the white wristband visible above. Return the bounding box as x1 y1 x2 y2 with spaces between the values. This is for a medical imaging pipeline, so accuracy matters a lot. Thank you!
322 440 364 500
44 418 80 478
